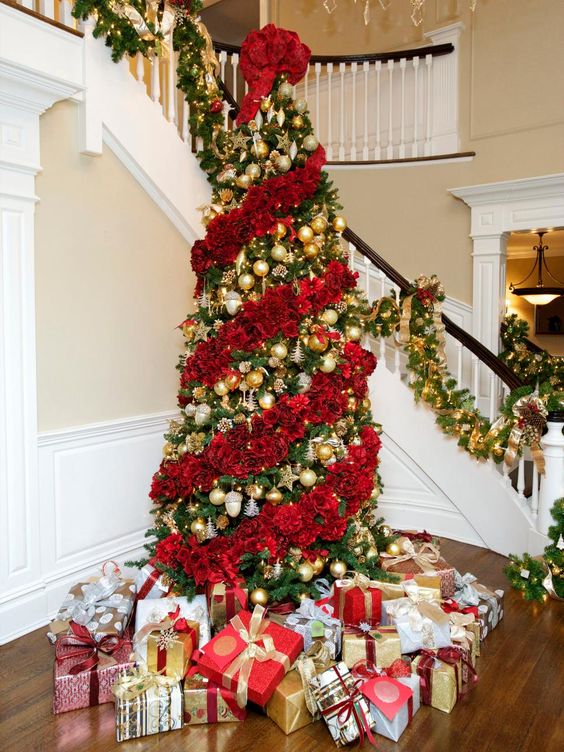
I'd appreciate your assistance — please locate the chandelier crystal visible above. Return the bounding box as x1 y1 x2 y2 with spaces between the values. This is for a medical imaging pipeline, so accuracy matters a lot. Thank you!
322 0 478 27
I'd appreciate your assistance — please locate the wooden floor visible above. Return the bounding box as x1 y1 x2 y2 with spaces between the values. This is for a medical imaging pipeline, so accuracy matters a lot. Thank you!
1 539 563 752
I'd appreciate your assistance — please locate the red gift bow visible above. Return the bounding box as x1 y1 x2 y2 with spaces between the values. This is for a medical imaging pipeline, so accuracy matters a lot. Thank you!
394 530 434 543
384 658 412 679
350 659 380 681
415 647 478 706
167 604 195 634
321 664 376 746
441 599 479 618
266 601 297 617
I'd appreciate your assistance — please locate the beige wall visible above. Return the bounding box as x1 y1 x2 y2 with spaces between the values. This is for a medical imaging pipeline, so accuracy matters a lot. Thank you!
276 0 564 305
35 100 194 431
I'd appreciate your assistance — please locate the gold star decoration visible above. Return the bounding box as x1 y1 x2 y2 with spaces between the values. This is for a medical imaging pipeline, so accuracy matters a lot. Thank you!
278 465 299 491
193 322 211 341
276 132 292 153
231 131 252 150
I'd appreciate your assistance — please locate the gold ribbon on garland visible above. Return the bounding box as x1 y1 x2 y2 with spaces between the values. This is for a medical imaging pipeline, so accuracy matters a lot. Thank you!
504 395 548 474
399 275 446 367
363 296 400 325
111 0 175 58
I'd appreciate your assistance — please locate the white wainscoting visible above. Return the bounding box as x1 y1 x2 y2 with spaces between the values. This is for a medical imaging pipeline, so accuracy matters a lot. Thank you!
0 410 176 644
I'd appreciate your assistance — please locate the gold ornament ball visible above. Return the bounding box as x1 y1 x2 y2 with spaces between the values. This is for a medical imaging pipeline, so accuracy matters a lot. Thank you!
292 114 304 129
299 468 317 487
329 560 348 578
246 369 264 388
297 225 314 243
245 163 261 179
225 372 242 391
248 485 264 500
295 98 308 113
190 517 206 535
346 324 363 341
277 155 292 173
362 398 371 411
366 545 379 560
320 355 337 373
271 342 288 360
214 380 229 396
250 588 270 607
209 488 226 506
316 443 334 461
297 561 314 583
347 395 357 411
260 97 272 112
308 333 329 353
278 81 293 98
303 134 319 152
182 321 195 338
253 140 270 159
238 273 255 291
163 442 174 457
311 556 325 576
271 244 287 262
258 392 276 410
311 215 327 234
297 591 311 602
380 525 392 537
303 242 319 260
266 487 283 505
332 216 347 233
177 442 188 456
386 541 402 557
252 259 270 277
321 308 339 326
235 174 251 189
274 222 287 239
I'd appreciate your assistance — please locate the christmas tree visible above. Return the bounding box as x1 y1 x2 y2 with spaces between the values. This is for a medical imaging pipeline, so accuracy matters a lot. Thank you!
139 22 392 605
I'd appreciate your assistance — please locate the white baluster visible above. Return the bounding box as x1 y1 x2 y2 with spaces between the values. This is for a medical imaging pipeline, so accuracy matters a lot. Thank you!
326 63 334 160
424 53 432 156
362 62 369 160
231 53 239 103
488 373 497 420
21 0 34 8
471 356 479 408
304 64 309 101
219 50 227 84
393 284 401 374
350 63 358 160
538 415 564 534
166 34 175 123
151 52 161 104
315 63 321 135
363 256 371 299
348 242 355 272
338 63 346 161
386 59 394 159
412 56 419 157
531 463 539 520
502 460 512 487
181 99 190 145
196 136 203 153
456 341 463 385
59 0 75 27
374 61 382 159
399 57 406 159
135 51 145 85
517 458 526 501
378 268 385 300
39 0 55 18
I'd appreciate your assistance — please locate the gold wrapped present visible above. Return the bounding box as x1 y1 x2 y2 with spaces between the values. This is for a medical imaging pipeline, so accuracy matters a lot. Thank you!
371 578 441 603
146 619 199 679
449 612 480 668
113 668 183 742
381 537 455 598
207 581 247 631
412 649 463 714
183 672 246 724
342 625 401 669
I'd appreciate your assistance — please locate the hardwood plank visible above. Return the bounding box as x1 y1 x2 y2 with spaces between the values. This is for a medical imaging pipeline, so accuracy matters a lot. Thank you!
0 539 562 752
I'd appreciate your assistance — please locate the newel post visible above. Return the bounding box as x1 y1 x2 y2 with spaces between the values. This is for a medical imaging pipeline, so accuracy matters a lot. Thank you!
538 412 564 536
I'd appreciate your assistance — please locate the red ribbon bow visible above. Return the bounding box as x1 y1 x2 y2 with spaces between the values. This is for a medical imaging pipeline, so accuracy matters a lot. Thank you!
55 622 124 674
384 658 412 679
441 599 479 618
350 659 380 681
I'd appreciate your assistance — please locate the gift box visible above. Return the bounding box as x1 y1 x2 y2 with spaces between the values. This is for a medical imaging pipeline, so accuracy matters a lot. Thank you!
280 598 342 659
49 568 136 643
134 605 199 680
397 529 441 548
207 581 248 631
448 612 480 670
309 661 376 747
452 570 481 608
370 578 441 603
196 605 303 707
381 537 455 598
135 595 211 665
135 565 170 600
360 676 415 742
113 669 183 741
183 671 246 724
53 623 133 714
382 595 451 653
342 625 401 669
412 648 463 714
332 574 382 626
474 582 504 639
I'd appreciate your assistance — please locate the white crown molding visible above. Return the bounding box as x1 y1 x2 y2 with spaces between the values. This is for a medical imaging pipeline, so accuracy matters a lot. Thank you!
423 21 465 45
449 173 564 207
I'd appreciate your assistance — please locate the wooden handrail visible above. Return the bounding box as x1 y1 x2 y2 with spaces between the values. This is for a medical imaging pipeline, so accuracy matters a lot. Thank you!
212 40 454 65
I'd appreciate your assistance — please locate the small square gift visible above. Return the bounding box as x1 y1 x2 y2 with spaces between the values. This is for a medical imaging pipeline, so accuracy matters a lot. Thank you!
360 676 415 742
135 595 211 665
183 670 247 724
380 536 455 598
411 648 464 714
49 563 135 643
474 582 504 640
381 589 451 654
342 624 401 669
309 661 376 747
332 573 382 626
207 581 248 631
196 604 303 707
134 565 170 600
266 645 333 734
133 604 199 680
113 668 183 742
53 623 133 714
282 598 342 659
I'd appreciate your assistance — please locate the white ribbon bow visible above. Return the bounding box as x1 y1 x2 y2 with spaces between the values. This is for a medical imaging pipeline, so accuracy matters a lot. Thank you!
66 572 123 626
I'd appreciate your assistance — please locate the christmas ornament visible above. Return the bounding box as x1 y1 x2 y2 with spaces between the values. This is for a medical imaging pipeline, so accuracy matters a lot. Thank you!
271 244 287 262
380 525 392 537
270 342 288 359
209 98 223 113
297 591 311 602
185 403 197 418
386 541 401 557
224 491 243 517
297 225 314 243
225 372 242 390
278 465 299 491
366 545 378 559
276 155 292 173
329 560 347 578
253 140 270 159
273 221 287 239
190 517 206 535
311 215 327 234
303 242 319 260
316 443 334 461
236 174 251 189
332 216 347 232
308 333 329 353
278 81 293 98
245 369 264 388
214 380 229 396
266 487 283 505
346 324 362 341
320 354 337 373
297 561 314 582
249 588 270 606
163 442 174 457
260 96 272 111
253 259 270 277
177 443 188 456
311 556 325 575
238 273 255 290
224 290 242 315
194 404 211 426
302 134 319 152
299 468 317 487
258 393 276 409
245 163 261 179
292 114 304 129
209 488 226 506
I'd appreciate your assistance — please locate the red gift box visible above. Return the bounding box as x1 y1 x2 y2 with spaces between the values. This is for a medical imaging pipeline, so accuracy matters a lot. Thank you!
53 623 133 714
332 576 382 626
196 605 303 707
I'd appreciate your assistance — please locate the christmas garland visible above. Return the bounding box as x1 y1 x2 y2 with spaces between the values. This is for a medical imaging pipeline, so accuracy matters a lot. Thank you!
500 313 564 391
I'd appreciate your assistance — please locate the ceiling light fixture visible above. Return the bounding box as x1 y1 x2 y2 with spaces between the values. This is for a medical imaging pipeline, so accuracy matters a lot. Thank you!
509 231 564 306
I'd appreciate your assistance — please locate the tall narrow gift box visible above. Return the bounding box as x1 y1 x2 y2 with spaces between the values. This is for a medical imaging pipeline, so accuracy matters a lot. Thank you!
360 676 415 742
113 669 183 742
207 581 248 631
134 605 199 680
412 648 463 714
380 537 455 598
332 573 382 626
135 565 170 600
183 671 247 724
196 605 303 707
474 583 504 639
53 624 133 714
342 625 401 669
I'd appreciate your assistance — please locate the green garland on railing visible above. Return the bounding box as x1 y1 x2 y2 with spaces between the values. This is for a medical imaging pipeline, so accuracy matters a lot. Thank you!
500 313 564 391
366 275 563 465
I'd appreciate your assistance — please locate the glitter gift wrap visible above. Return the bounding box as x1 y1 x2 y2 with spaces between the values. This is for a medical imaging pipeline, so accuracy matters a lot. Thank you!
381 537 455 598
411 648 463 714
342 625 401 669
196 605 303 707
53 624 133 714
135 595 211 665
207 582 248 631
277 598 342 659
332 573 382 626
49 573 135 643
134 565 170 600
448 612 480 671
113 670 183 742
381 595 451 653
138 608 199 680
360 676 415 742
183 672 246 724
309 661 376 747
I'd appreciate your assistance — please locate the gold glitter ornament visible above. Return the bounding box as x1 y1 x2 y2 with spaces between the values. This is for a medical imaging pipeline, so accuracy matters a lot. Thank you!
249 588 270 606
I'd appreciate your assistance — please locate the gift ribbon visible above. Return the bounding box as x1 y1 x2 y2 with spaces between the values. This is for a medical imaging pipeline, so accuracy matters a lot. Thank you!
211 582 247 623
452 571 481 607
286 598 340 654
416 647 477 706
380 538 441 574
399 275 446 366
344 624 397 664
320 664 375 746
294 642 333 716
112 666 178 701
441 598 479 618
134 605 198 679
349 659 381 681
384 658 412 679
222 604 291 708
64 569 124 627
334 572 381 624
110 0 175 59
136 567 163 601
504 395 548 474
266 601 297 616
396 529 434 543
542 565 564 601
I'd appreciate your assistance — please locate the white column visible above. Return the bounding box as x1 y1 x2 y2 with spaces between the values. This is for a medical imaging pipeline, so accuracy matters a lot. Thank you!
471 233 507 354
538 415 564 536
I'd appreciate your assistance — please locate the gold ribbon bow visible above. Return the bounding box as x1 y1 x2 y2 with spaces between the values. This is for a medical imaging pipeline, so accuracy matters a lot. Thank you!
294 642 333 716
112 666 178 701
504 395 548 474
111 0 175 58
399 275 446 366
335 572 381 622
449 612 476 652
192 16 220 85
223 605 290 708
380 537 441 574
